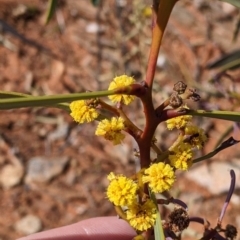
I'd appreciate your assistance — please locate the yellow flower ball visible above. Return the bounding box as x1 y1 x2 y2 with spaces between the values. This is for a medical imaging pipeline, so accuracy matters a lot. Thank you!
142 162 175 193
126 199 157 231
106 172 138 206
169 142 193 170
108 75 135 105
166 115 192 130
184 125 208 149
95 117 125 145
70 100 99 123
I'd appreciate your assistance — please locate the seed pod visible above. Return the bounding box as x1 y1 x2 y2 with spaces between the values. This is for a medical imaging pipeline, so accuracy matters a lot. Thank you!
173 81 187 94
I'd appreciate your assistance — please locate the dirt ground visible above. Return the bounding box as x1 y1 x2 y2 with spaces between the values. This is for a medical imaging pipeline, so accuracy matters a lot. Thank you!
0 0 240 239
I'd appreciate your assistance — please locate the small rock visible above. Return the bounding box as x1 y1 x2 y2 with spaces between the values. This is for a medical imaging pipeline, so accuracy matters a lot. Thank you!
15 215 42 235
185 160 240 195
86 22 103 33
12 4 27 18
0 164 24 189
75 204 88 215
116 0 127 7
48 120 69 141
157 54 167 68
221 2 236 15
25 156 69 184
0 138 24 189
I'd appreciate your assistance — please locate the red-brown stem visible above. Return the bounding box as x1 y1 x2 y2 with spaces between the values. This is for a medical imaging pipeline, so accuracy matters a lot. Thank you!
155 98 170 113
136 0 177 169
98 99 119 116
145 0 178 90
156 108 188 123
113 83 147 97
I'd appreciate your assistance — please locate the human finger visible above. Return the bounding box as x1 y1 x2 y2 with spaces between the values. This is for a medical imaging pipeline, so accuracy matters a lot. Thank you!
17 216 136 240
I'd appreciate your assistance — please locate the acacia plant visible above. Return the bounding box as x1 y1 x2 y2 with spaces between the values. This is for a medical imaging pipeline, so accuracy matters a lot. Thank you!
0 0 240 239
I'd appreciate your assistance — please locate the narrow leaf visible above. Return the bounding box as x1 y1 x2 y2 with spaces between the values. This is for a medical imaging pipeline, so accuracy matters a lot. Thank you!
206 49 240 71
0 91 70 111
229 91 240 100
0 91 29 98
193 137 240 164
0 90 115 110
154 211 165 240
233 15 240 42
186 109 240 122
91 0 100 6
218 0 240 8
149 191 165 240
45 0 57 24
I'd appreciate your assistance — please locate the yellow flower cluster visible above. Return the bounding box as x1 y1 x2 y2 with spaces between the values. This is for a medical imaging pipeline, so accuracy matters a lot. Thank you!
107 172 158 232
142 162 175 193
169 142 193 170
69 75 136 145
107 163 176 231
95 117 125 145
69 77 207 234
166 115 192 130
165 108 207 170
107 172 138 206
108 75 135 105
70 100 99 123
185 125 208 149
126 200 157 231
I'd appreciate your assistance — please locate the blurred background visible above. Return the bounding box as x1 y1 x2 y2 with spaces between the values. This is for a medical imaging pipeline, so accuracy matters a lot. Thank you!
0 0 240 239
